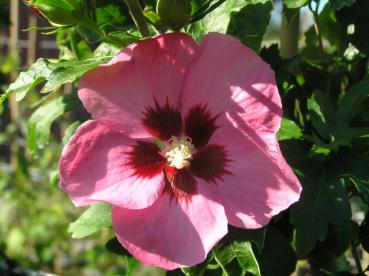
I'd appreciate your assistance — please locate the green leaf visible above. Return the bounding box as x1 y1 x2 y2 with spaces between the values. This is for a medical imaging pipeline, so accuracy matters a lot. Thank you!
125 257 139 276
336 0 369 55
283 0 307 9
188 0 247 39
105 237 132 256
277 118 302 141
41 56 114 93
27 95 79 157
214 238 261 276
329 0 356 10
336 76 369 127
228 226 266 252
290 177 351 256
105 237 139 276
1 59 55 104
188 0 273 50
227 0 273 51
62 121 81 146
1 43 120 104
331 148 369 202
350 177 369 203
258 226 297 276
68 203 112 239
308 97 330 139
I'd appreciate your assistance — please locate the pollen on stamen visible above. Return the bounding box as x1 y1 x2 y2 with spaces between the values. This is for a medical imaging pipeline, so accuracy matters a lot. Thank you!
164 136 195 169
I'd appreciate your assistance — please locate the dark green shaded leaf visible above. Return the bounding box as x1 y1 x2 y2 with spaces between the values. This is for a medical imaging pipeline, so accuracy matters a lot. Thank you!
329 0 356 10
290 176 351 256
258 226 297 276
68 203 112 239
336 0 369 55
308 97 330 139
336 76 369 127
105 237 132 256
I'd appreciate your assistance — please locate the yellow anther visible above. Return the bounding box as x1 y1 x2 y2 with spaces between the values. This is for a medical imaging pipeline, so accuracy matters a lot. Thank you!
164 136 194 169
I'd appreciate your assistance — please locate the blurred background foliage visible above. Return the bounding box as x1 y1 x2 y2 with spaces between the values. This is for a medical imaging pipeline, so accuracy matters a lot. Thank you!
0 0 369 275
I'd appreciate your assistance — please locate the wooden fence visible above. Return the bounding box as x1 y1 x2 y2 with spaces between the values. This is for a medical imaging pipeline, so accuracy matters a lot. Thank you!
2 0 59 67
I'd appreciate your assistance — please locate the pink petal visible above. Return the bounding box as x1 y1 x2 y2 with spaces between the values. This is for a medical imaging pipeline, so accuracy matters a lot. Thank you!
181 33 282 133
209 124 302 228
78 33 198 138
59 120 165 209
112 182 228 270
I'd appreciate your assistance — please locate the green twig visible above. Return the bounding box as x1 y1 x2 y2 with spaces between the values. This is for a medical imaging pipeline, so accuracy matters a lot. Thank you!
190 0 226 23
213 253 229 276
308 0 325 64
347 222 363 274
125 0 150 37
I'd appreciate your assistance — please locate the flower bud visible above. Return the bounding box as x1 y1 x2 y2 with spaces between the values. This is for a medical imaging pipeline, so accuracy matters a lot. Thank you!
156 0 191 30
27 0 85 26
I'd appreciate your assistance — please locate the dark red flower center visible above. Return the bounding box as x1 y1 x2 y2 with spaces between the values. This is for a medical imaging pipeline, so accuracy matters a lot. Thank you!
127 101 230 200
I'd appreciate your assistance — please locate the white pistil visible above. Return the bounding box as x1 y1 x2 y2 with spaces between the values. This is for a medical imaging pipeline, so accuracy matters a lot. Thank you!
164 136 194 169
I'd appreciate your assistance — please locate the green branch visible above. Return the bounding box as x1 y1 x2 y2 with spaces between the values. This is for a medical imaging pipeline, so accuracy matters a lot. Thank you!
125 0 150 37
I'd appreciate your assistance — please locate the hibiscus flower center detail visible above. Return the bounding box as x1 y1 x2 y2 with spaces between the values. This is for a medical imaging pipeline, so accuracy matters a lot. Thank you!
125 100 232 199
164 136 194 169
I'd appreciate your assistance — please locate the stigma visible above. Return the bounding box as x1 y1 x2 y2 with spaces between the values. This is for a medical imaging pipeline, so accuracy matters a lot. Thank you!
164 136 194 169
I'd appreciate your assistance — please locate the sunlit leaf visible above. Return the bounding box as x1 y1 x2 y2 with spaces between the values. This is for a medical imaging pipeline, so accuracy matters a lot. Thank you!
1 43 120 105
1 59 55 104
214 238 261 276
283 0 307 9
277 118 302 141
188 0 272 50
27 94 79 157
68 203 112 239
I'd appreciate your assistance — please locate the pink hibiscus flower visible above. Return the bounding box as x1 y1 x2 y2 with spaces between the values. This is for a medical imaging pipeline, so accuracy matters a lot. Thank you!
59 32 302 270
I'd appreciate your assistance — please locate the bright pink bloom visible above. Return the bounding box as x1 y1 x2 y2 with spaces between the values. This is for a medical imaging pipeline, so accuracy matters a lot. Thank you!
59 33 302 269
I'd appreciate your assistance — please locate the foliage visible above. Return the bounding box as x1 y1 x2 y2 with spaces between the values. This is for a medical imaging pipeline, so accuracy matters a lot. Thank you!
1 0 369 275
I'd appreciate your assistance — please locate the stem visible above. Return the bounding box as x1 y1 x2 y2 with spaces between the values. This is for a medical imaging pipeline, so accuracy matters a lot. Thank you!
280 6 300 58
79 14 105 37
78 15 125 47
347 222 363 274
308 0 325 64
125 0 150 37
213 254 229 276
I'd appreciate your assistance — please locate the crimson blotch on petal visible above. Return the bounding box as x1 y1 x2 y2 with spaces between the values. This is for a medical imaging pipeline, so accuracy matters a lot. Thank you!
59 32 302 269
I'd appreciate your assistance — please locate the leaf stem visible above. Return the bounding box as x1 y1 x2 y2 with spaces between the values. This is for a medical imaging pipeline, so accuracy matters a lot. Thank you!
308 0 325 64
125 0 150 37
213 253 229 276
347 222 363 274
